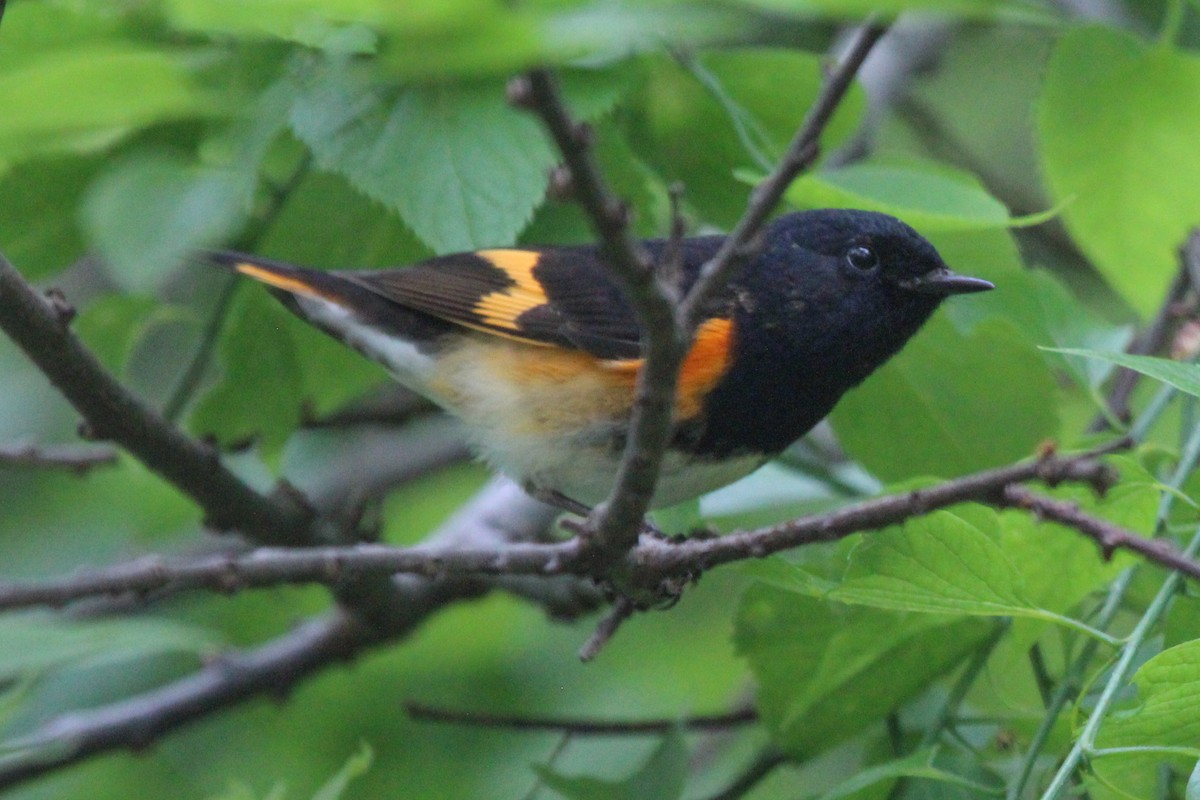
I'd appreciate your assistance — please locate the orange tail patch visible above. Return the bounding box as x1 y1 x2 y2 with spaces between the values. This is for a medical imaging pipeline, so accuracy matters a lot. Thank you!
234 263 346 305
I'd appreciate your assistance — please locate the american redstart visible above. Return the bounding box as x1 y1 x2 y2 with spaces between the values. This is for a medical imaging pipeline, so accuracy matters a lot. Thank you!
209 209 993 508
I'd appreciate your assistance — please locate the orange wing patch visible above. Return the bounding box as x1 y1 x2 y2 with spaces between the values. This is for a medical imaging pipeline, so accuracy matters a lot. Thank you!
234 263 345 305
473 249 548 331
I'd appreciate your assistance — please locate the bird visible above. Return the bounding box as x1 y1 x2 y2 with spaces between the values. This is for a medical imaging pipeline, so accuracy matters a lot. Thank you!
208 209 993 509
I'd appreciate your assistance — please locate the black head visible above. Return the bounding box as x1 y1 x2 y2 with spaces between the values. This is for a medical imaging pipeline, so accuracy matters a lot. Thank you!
760 209 994 301
687 209 993 457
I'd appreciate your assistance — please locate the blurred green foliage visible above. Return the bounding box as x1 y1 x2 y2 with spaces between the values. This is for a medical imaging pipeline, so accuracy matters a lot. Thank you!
1 0 1199 798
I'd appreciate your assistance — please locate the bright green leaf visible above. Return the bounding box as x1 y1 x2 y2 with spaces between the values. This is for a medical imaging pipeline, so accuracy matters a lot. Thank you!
785 160 1016 232
1098 638 1200 758
0 47 213 160
1048 349 1200 399
1039 27 1200 314
735 584 990 754
81 154 247 292
289 61 554 252
831 510 1037 616
534 727 687 800
831 316 1060 481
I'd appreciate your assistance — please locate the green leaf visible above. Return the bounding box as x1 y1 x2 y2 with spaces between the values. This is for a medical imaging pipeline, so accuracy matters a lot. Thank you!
735 584 990 755
0 156 99 278
0 46 213 160
784 160 1018 232
1048 349 1200 399
190 289 305 454
534 727 687 800
945 261 1130 389
288 61 554 252
634 48 864 226
0 613 218 679
1098 638 1200 757
257 170 429 268
312 742 374 800
81 153 247 292
1039 27 1200 315
815 748 999 800
831 510 1038 616
73 294 163 374
831 316 1060 482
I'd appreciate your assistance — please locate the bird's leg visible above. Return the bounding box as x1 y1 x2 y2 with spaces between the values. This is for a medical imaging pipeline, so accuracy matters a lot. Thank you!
523 484 593 517
522 483 665 539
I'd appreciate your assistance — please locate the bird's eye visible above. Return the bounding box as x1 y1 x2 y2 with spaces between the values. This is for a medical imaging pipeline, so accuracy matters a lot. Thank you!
846 246 879 272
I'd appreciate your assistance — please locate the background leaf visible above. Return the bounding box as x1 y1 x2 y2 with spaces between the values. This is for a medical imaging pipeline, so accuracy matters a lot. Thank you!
1039 26 1200 315
831 316 1060 481
289 61 554 252
81 154 248 292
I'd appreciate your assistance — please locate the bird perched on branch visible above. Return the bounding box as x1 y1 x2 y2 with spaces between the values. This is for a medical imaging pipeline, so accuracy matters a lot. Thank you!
209 209 992 508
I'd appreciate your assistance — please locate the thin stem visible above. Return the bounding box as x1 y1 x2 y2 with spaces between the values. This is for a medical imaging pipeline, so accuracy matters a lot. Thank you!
1038 420 1200 799
1007 569 1134 800
405 704 757 735
162 273 239 422
703 749 789 800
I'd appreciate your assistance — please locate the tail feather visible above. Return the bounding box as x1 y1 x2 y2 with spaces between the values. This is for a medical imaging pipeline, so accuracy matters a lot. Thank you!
205 251 359 307
203 250 455 345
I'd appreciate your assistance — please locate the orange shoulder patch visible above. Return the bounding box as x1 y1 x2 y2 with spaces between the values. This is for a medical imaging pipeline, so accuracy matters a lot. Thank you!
472 249 548 331
677 318 735 419
601 317 735 420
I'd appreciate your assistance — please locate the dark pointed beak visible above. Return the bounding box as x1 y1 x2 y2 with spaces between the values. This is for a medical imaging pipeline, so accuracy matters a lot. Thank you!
899 267 995 296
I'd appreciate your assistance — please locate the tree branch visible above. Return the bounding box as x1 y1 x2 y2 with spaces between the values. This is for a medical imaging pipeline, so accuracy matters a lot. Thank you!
0 442 1129 613
0 251 317 545
0 442 118 473
0 478 587 792
996 484 1200 581
0 248 443 632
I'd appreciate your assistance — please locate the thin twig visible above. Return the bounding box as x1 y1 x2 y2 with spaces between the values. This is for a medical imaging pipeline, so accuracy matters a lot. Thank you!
0 443 118 473
578 595 636 661
997 485 1200 581
405 703 757 734
1087 232 1198 433
162 272 239 422
515 69 688 561
680 18 890 328
0 443 1129 613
